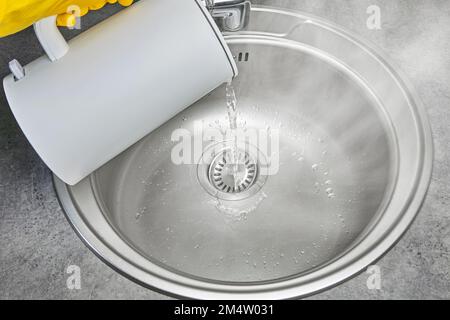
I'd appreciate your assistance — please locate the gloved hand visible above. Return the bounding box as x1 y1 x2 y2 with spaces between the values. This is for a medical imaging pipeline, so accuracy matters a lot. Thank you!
0 0 133 37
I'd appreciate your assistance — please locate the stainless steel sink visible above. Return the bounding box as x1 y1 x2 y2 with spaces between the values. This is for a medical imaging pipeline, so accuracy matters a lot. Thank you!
54 6 433 299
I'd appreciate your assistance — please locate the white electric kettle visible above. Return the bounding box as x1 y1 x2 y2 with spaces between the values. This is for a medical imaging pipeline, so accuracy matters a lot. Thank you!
3 0 237 185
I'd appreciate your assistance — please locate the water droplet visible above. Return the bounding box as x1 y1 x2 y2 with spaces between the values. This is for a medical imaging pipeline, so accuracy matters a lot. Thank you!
312 164 319 171
135 207 147 221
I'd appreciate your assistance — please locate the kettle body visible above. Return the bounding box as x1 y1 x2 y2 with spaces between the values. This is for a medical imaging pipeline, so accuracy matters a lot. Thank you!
3 0 237 185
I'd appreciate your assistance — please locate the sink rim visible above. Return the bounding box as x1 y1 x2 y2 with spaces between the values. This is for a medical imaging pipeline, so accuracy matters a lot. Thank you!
53 6 433 299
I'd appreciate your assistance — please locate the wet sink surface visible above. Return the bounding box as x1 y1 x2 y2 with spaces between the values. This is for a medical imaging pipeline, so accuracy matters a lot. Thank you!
55 7 432 298
94 40 393 282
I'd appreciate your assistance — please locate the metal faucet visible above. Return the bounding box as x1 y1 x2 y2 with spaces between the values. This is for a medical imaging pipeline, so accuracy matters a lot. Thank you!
204 0 251 32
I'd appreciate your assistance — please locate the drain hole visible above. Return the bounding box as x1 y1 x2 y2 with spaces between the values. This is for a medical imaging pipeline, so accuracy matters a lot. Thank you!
209 148 258 194
197 141 268 201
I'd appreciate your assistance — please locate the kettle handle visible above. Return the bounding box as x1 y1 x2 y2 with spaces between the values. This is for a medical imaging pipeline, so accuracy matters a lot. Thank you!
34 16 69 62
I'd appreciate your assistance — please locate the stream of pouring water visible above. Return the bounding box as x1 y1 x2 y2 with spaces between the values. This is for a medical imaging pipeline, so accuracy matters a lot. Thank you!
226 82 238 132
225 82 240 186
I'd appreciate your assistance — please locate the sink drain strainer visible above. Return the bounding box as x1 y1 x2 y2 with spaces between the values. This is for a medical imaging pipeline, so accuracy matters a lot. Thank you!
209 149 257 194
197 141 268 201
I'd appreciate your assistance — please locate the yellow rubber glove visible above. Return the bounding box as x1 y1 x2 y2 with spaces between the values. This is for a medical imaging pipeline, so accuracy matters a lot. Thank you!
0 0 133 37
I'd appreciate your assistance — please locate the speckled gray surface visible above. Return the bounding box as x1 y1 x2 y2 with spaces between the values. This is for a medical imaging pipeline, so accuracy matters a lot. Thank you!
0 0 449 300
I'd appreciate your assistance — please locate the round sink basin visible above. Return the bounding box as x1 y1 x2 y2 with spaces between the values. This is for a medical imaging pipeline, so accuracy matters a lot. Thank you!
54 6 433 299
